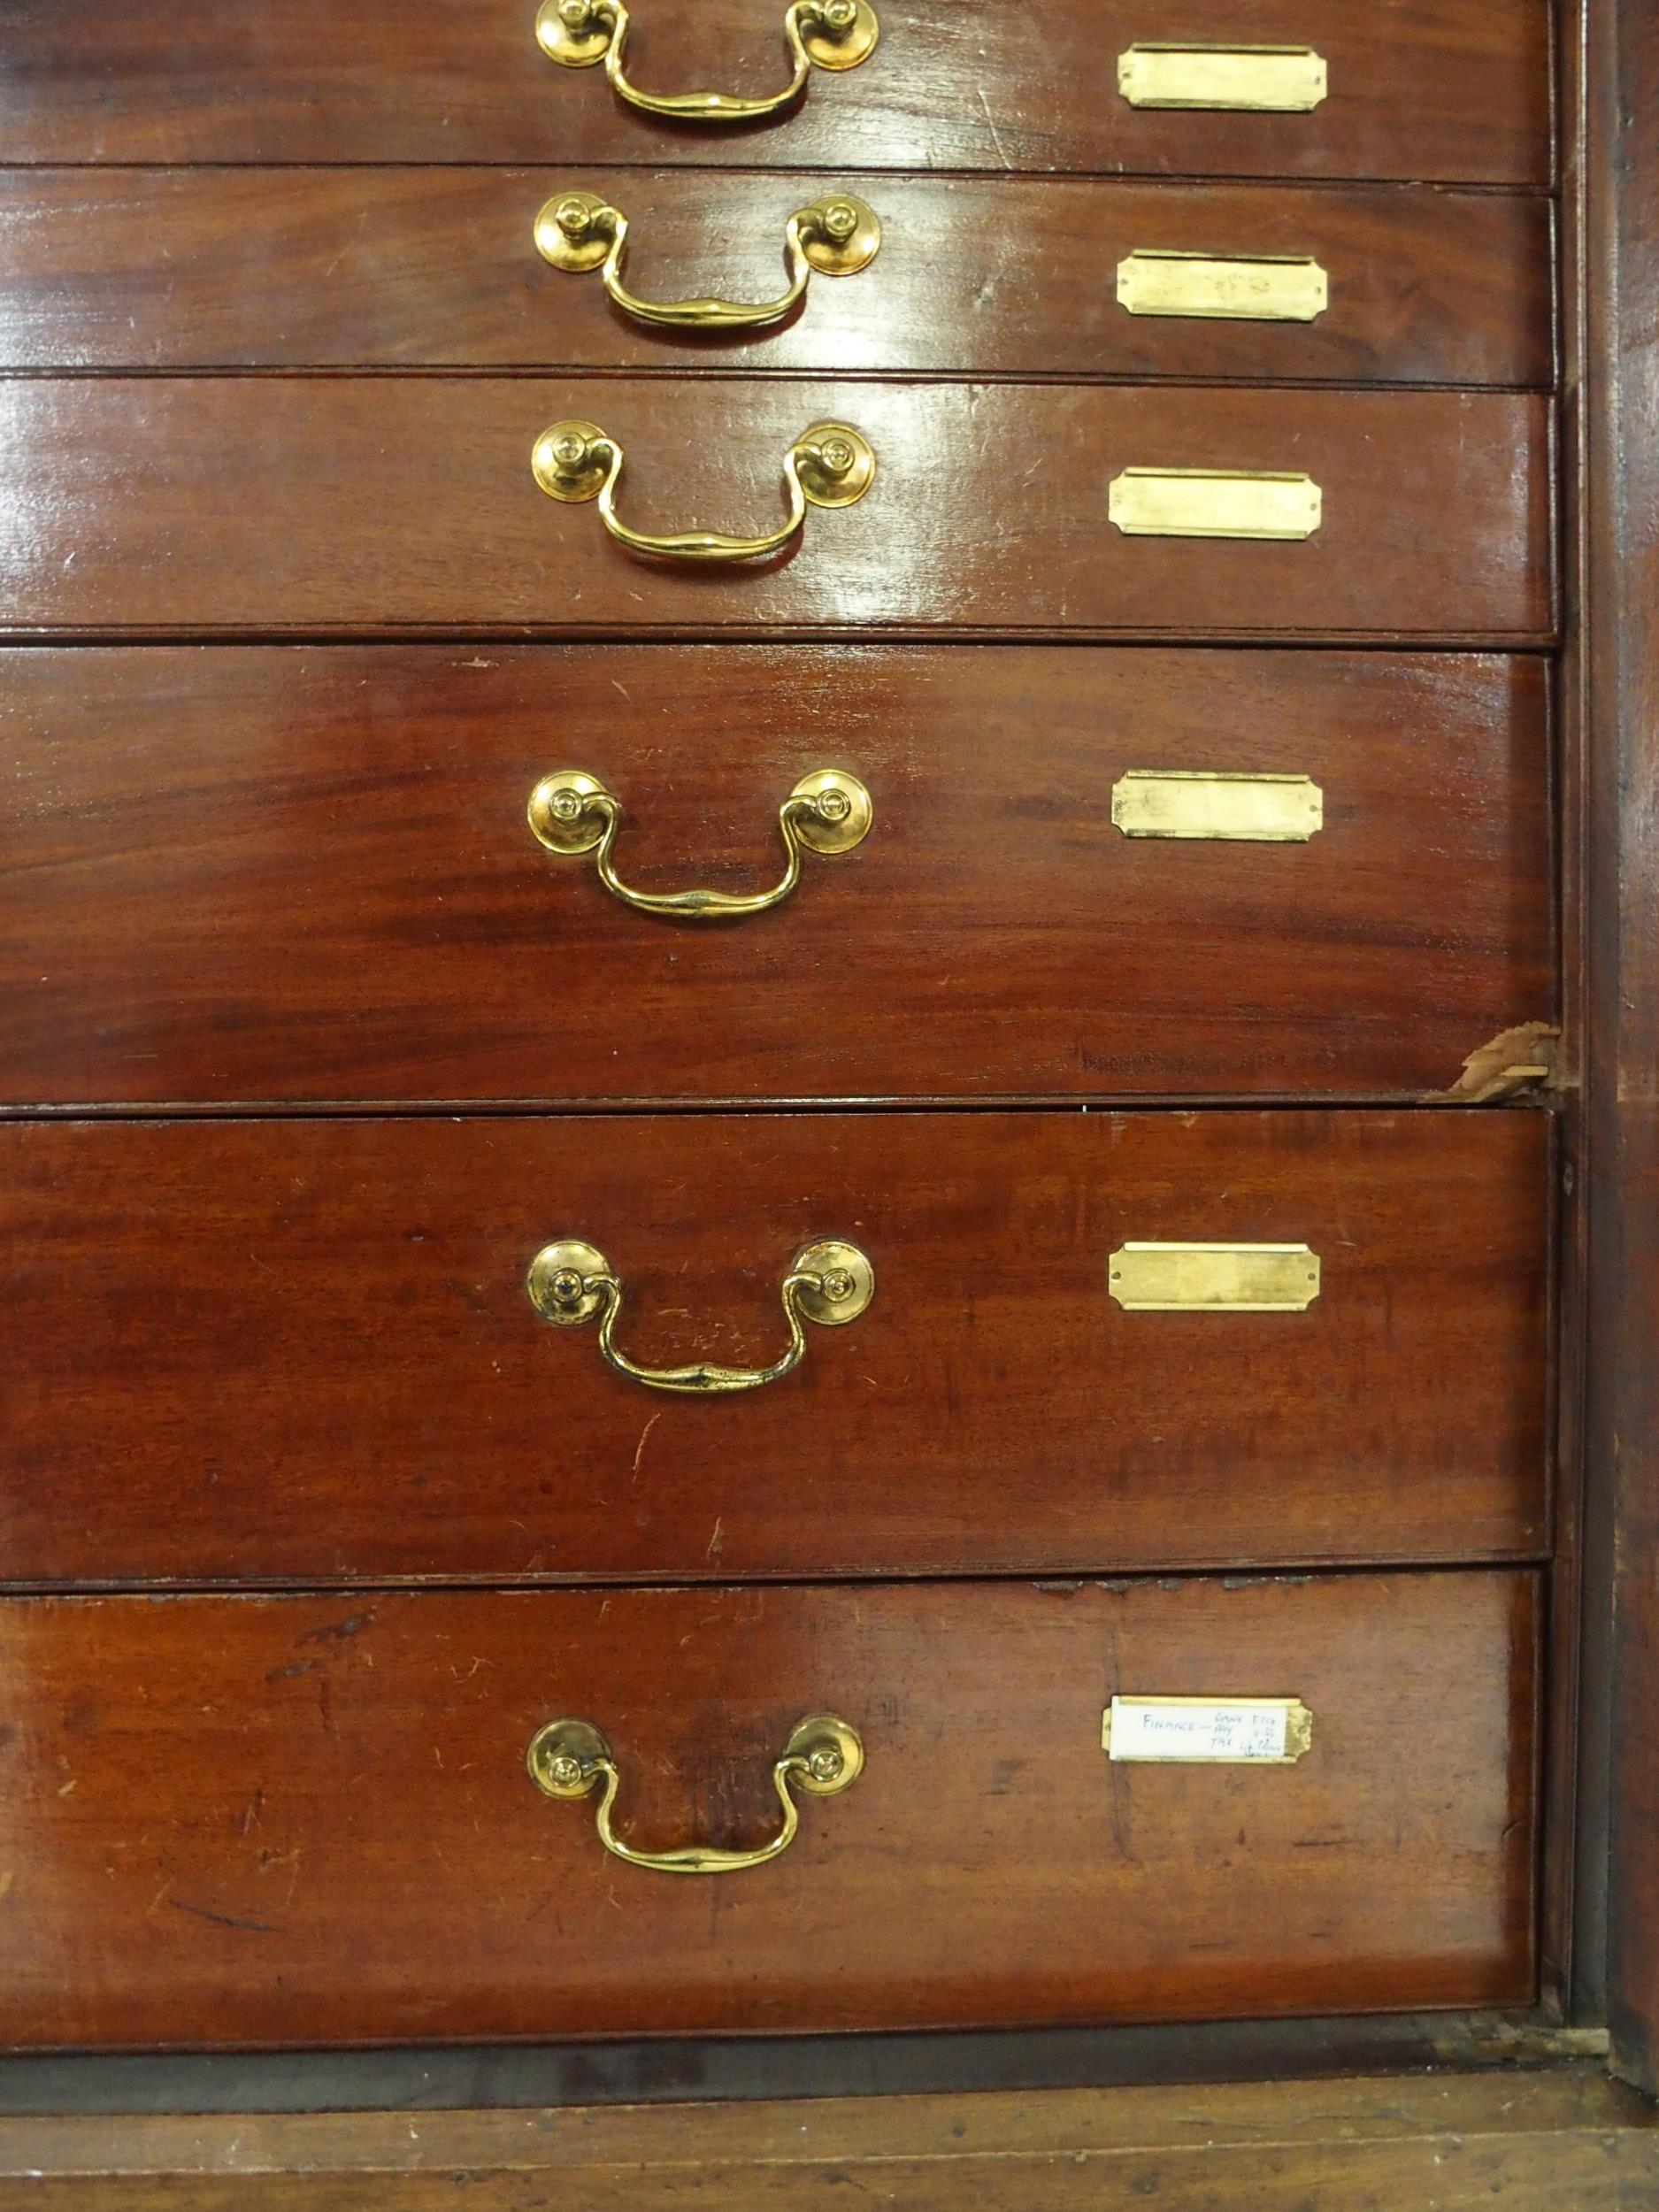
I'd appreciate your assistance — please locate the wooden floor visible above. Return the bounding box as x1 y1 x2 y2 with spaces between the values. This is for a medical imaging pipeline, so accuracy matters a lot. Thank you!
0 2065 1651 2208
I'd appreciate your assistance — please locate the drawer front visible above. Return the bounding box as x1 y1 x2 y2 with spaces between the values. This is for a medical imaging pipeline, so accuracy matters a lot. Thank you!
1 3 1551 183
0 1573 1538 2047
0 1114 1548 1583
0 170 1554 388
0 646 1554 1108
0 381 1554 639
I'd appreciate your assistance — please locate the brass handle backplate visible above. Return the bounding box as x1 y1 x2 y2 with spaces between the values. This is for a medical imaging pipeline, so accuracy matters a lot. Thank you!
527 1713 864 1874
535 188 880 331
526 1237 875 1392
532 418 875 562
527 766 872 918
536 0 879 121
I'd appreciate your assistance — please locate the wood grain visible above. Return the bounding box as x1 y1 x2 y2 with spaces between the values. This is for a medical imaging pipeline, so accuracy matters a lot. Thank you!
0 169 1555 386
0 645 1555 1108
0 1572 1539 2046
0 2071 1652 2211
0 381 1555 639
0 1112 1549 1583
0 0 1553 182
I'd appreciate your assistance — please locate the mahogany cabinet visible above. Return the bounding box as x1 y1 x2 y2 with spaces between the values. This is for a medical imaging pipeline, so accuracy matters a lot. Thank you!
4 0 1659 2186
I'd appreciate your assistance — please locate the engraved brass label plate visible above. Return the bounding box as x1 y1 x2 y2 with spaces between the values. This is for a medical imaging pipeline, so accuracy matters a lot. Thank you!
1117 250 1329 323
1118 43 1329 111
1102 1697 1314 1763
1109 469 1322 541
1111 771 1324 842
1108 1242 1322 1311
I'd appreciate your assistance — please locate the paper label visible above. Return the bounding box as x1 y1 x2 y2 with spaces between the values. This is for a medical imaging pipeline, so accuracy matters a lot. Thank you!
1103 1697 1308 1763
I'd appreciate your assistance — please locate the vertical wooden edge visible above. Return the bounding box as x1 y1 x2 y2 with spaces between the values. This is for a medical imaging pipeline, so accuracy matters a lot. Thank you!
1584 0 1659 2096
1542 0 1591 2024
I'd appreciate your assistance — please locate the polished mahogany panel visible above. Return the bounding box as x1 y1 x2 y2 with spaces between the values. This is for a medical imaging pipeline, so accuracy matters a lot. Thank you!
0 645 1554 1107
0 381 1554 639
0 170 1554 387
0 1572 1539 2047
0 1 1551 183
0 1113 1548 1584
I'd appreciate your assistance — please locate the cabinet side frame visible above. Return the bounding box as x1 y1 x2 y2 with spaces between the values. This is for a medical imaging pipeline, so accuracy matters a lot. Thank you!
1580 0 1659 2095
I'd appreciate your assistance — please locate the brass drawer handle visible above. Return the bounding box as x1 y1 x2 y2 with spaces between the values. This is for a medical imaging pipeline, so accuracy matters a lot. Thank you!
526 1237 875 1393
532 418 875 563
527 766 872 918
527 1714 864 1875
535 0 879 122
535 188 880 331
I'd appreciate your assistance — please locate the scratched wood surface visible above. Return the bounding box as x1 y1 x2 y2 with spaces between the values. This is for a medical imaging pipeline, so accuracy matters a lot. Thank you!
0 2070 1651 2210
0 381 1555 639
0 1111 1548 1583
0 1573 1537 2045
0 171 1555 386
0 0 1554 180
0 644 1555 1107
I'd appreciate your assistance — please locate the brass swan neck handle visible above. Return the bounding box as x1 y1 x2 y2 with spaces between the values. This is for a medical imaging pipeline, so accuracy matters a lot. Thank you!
526 1238 875 1394
527 1715 864 1874
535 0 880 123
527 767 872 919
535 188 880 332
532 417 875 563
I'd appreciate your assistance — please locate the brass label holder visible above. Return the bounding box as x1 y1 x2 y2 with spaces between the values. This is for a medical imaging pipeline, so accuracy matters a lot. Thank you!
1117 250 1328 323
1118 43 1329 111
1109 468 1323 541
1111 771 1324 843
1102 1697 1314 1763
1109 1243 1322 1312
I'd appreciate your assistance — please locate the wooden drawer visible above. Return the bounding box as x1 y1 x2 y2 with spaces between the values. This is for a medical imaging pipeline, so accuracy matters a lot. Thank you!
0 381 1554 639
0 645 1554 1109
0 3 1552 185
0 1572 1538 2047
0 170 1554 388
0 1113 1548 1584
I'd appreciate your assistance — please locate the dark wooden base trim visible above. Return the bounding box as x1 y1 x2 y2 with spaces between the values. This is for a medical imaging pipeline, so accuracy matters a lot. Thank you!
0 2016 1608 2120
0 2067 1647 2211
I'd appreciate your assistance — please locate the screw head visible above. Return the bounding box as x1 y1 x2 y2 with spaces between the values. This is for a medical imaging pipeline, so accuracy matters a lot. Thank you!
555 196 595 240
821 200 859 243
814 787 852 825
558 0 594 27
547 1267 587 1307
818 1268 856 1303
550 432 589 472
546 1753 584 1788
816 436 856 478
548 787 585 823
822 0 857 29
807 1745 846 1784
